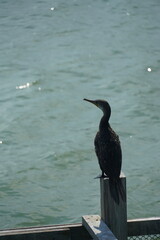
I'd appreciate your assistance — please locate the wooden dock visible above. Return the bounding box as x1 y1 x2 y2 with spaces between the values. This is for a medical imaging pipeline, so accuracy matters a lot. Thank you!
0 174 160 240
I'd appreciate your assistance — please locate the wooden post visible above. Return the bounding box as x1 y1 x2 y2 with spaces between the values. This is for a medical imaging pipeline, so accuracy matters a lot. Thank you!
100 173 127 240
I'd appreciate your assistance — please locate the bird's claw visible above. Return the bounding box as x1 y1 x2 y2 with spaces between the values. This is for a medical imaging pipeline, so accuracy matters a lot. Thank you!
94 174 105 179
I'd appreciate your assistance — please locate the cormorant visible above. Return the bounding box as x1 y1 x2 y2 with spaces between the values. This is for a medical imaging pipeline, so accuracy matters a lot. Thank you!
84 98 125 204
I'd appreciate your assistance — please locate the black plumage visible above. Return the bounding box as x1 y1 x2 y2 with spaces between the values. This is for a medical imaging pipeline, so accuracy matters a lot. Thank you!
84 98 125 204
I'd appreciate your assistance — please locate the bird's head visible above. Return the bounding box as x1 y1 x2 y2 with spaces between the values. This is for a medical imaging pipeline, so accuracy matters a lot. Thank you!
83 98 111 120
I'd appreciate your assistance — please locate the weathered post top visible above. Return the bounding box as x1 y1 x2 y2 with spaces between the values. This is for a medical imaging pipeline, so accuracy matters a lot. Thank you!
100 173 127 240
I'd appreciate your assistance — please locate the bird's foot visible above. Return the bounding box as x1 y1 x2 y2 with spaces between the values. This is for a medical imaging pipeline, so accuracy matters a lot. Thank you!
94 174 105 179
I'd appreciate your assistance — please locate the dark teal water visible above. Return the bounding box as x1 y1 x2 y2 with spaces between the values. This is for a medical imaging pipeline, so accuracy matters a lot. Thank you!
0 0 160 229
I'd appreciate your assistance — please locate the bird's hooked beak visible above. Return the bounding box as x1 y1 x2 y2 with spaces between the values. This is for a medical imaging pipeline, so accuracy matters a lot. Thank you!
84 98 111 118
83 98 98 107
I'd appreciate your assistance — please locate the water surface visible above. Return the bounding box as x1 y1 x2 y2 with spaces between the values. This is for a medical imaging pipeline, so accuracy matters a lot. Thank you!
0 0 160 229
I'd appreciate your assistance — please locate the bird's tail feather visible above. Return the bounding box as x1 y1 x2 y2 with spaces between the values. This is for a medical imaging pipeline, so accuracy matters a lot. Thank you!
109 178 126 204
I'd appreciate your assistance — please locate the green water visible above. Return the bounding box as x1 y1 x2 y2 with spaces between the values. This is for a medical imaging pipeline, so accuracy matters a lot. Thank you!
0 0 160 229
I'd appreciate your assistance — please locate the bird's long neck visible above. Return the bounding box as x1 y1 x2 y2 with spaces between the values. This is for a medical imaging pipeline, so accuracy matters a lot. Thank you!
99 114 110 132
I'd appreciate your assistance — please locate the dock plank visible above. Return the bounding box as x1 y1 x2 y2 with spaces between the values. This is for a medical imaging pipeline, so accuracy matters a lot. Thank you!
0 223 92 240
82 215 117 240
128 217 160 236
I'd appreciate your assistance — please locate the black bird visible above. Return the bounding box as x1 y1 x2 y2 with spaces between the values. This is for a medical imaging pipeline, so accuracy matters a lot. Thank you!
84 98 125 204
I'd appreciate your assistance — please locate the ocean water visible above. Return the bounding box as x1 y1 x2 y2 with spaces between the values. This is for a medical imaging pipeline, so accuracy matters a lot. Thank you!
0 0 160 230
